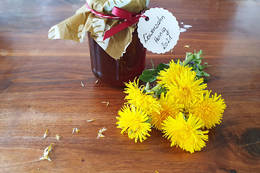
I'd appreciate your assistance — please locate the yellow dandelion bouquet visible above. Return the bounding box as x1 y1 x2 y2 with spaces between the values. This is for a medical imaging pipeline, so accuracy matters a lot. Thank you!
116 50 226 153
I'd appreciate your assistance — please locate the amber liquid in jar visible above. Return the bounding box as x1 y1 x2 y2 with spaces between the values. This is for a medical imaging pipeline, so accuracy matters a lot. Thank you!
88 31 146 87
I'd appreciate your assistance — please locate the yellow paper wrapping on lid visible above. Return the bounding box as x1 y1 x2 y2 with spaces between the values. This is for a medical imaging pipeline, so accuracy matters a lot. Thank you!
48 0 149 59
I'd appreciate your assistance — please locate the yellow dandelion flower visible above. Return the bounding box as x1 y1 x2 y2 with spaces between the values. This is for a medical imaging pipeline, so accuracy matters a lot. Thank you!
190 90 226 129
162 113 208 153
157 60 193 88
168 70 207 109
116 105 151 143
124 80 161 114
150 93 183 130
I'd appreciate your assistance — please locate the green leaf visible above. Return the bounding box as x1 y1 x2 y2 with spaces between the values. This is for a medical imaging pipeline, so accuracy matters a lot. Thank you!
183 50 210 82
156 63 169 72
202 72 210 77
139 50 210 85
139 69 157 82
142 69 157 75
139 63 170 83
139 74 157 83
199 65 206 70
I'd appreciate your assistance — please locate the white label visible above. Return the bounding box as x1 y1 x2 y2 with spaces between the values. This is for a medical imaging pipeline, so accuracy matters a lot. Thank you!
137 8 180 54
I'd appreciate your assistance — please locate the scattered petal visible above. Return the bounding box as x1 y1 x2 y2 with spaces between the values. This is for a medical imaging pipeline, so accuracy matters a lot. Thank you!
39 144 54 162
56 134 61 141
0 49 9 56
184 24 192 29
180 28 187 33
72 128 80 134
184 45 190 48
101 101 110 107
81 81 85 87
87 119 95 123
43 129 49 139
95 80 99 84
97 127 107 139
97 133 105 139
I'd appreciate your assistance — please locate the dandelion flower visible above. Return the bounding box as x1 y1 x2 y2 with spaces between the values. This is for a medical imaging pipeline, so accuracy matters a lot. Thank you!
116 105 151 143
150 93 183 130
124 80 160 114
168 70 207 109
157 60 193 88
190 90 226 129
162 113 208 153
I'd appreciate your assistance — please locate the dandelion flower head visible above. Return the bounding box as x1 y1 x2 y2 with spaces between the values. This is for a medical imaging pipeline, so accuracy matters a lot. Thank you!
124 80 161 114
190 90 226 129
157 60 193 88
150 93 183 130
168 70 207 109
162 113 208 153
116 105 151 143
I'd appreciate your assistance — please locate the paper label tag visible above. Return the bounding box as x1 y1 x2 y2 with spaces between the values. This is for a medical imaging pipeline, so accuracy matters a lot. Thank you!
137 8 180 54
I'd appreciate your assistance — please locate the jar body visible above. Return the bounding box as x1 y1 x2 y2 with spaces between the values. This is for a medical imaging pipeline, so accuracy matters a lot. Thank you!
88 31 146 87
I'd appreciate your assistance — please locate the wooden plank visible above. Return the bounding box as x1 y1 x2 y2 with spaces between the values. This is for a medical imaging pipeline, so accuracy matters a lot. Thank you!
0 0 259 172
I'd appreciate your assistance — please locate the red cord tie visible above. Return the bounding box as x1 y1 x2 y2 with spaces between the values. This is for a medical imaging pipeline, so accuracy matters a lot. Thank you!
86 3 146 41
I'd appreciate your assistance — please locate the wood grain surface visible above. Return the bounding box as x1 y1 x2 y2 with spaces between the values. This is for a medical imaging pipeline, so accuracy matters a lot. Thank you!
0 0 260 172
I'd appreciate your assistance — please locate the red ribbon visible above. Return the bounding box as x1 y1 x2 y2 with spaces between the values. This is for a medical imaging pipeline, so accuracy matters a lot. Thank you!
86 3 146 41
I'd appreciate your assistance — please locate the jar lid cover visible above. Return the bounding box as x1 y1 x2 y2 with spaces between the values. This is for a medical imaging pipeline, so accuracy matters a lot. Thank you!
48 0 149 59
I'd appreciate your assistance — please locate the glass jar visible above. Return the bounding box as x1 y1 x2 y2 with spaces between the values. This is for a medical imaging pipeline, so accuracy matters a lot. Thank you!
88 30 146 87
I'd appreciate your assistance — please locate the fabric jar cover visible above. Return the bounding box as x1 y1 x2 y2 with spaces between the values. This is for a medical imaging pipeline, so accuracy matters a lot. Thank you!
48 0 150 59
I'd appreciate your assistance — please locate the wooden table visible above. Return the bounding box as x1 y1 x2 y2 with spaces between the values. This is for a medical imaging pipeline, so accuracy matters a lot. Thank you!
0 0 259 172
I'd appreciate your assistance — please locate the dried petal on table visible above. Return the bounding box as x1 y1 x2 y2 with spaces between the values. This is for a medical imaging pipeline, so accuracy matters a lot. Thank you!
81 81 85 87
101 101 110 107
87 119 95 123
97 133 105 139
56 134 61 141
39 144 54 162
97 127 107 139
43 129 49 139
180 28 187 33
72 128 80 134
184 45 190 48
183 24 192 29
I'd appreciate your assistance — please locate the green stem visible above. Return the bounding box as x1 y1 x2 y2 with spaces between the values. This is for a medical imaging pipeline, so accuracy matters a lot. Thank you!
151 84 161 92
183 54 193 66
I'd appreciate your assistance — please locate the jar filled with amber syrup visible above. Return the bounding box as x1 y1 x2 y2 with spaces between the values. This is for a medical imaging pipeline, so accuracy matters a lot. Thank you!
88 30 146 87
48 0 149 87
